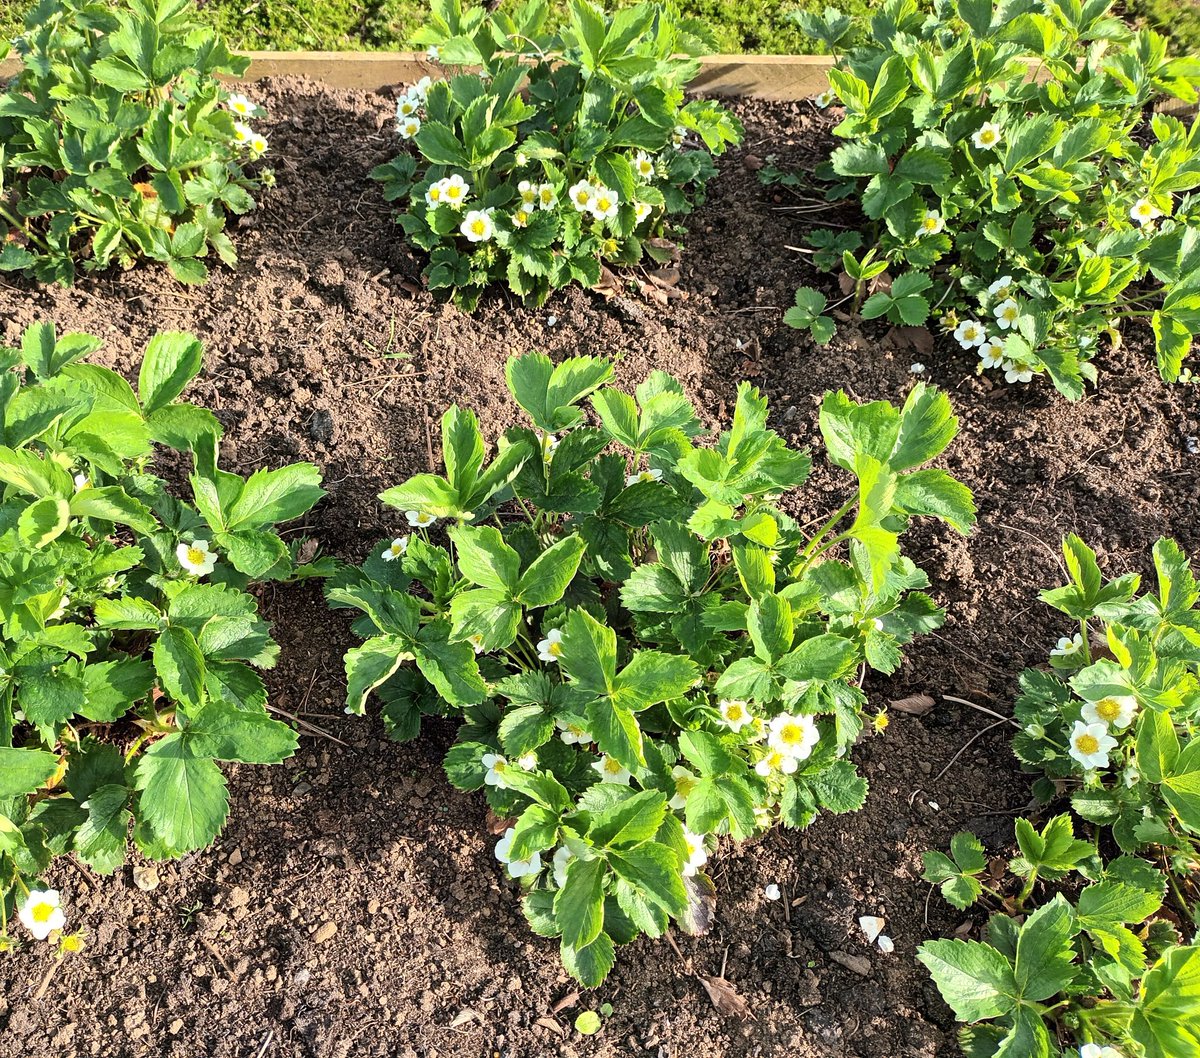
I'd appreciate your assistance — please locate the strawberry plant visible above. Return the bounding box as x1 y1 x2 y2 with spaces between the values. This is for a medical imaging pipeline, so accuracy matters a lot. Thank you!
920 815 1200 1057
0 322 327 947
1014 536 1200 895
0 0 269 286
370 0 744 310
787 0 1200 396
329 351 975 984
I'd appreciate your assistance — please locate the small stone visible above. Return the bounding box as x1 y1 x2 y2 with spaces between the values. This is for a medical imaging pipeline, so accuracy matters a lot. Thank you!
169 1020 184 1036
312 921 338 944
228 848 243 866
227 886 250 909
132 866 159 891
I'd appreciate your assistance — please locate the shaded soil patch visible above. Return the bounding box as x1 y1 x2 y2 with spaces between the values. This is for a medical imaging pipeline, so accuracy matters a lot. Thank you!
1 76 1197 1058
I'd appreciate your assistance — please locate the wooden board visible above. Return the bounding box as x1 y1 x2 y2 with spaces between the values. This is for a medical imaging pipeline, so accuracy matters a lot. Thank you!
0 51 834 99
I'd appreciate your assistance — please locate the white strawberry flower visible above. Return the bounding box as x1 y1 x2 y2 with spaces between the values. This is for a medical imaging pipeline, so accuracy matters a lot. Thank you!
592 754 632 785
517 179 538 205
972 121 1003 150
568 180 595 211
1050 633 1083 657
73 473 89 491
426 45 440 61
669 765 699 810
552 845 574 887
398 116 421 140
813 89 835 108
482 752 510 788
537 183 558 210
1068 720 1118 769
397 95 419 119
538 628 565 663
177 539 217 577
718 699 753 733
441 173 470 209
512 207 532 228
768 713 820 760
538 431 560 457
226 93 256 117
1123 766 1141 788
755 747 799 776
921 210 945 235
556 717 591 745
516 752 538 771
1079 1045 1125 1058
495 828 542 878
1082 694 1138 730
411 76 432 99
994 298 1020 330
232 121 253 144
460 208 494 243
632 151 656 180
671 124 688 148
625 467 663 487
634 202 652 224
247 132 268 157
988 275 1014 298
425 178 448 209
1130 198 1162 227
405 510 437 528
1003 360 1034 384
467 633 485 654
681 827 708 877
382 536 409 561
589 186 620 222
18 889 65 941
978 339 1005 369
953 319 988 349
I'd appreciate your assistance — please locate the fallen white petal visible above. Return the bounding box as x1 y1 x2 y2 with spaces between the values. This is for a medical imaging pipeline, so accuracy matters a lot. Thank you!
858 915 885 944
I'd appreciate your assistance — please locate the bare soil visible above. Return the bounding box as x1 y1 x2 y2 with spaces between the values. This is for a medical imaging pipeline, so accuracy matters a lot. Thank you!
0 76 1197 1058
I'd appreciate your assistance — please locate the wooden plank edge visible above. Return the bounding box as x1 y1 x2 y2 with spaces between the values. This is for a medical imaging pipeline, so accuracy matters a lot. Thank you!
0 51 834 99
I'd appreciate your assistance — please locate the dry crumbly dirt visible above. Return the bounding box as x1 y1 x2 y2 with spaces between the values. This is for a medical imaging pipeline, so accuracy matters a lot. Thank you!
0 77 1198 1058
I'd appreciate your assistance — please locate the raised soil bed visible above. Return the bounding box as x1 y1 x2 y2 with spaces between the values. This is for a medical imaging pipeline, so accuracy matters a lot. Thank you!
0 70 1197 1058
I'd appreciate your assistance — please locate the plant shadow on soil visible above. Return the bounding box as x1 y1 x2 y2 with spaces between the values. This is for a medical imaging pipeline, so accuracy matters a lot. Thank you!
0 78 1198 1058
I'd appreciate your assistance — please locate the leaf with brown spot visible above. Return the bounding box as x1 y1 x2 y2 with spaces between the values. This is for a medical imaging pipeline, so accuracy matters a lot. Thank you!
695 975 756 1020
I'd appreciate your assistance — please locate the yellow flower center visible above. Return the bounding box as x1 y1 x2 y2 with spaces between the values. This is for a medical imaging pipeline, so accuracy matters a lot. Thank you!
471 220 485 235
675 774 697 797
597 196 611 210
981 130 996 144
1095 698 1122 722
924 216 939 230
576 191 590 204
726 704 745 722
1002 306 1017 321
31 903 53 923
603 758 623 775
779 723 802 745
964 326 978 340
447 187 462 199
541 190 554 204
430 188 441 200
1075 733 1100 755
548 640 563 657
187 547 206 565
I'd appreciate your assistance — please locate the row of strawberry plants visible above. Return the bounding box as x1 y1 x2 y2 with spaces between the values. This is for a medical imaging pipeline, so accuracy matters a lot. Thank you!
919 537 1200 1058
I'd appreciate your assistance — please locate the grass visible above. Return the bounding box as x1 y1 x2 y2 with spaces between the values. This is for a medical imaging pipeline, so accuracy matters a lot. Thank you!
2 0 1198 59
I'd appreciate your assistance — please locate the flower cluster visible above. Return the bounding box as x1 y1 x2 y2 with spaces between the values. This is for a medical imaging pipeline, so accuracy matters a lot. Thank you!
371 0 743 309
947 276 1035 384
228 92 269 157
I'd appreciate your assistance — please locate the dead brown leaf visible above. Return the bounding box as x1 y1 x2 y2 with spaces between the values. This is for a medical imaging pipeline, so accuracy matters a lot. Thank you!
550 990 580 1014
485 808 516 835
592 264 624 298
647 267 680 289
694 975 756 1020
887 325 935 356
828 950 872 976
889 693 935 716
535 1017 565 1037
448 1008 484 1029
